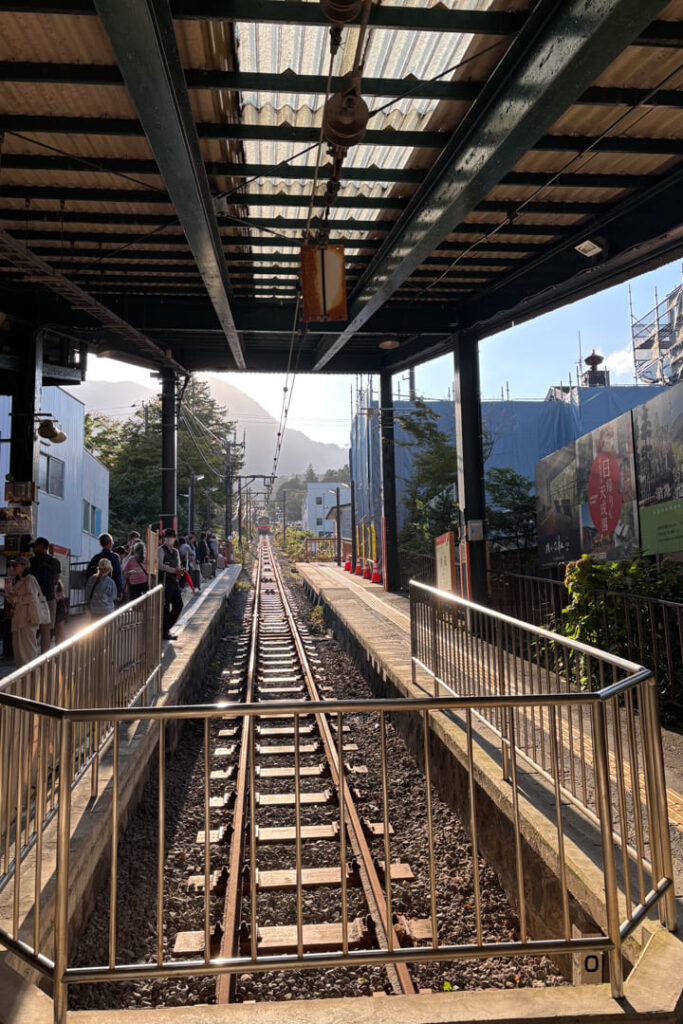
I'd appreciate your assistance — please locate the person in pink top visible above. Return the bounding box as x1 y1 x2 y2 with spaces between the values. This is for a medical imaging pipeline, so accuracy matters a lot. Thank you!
122 540 149 600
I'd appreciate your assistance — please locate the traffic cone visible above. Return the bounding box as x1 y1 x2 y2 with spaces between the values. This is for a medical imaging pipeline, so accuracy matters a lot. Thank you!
371 560 381 584
343 553 351 572
363 559 372 580
354 557 363 576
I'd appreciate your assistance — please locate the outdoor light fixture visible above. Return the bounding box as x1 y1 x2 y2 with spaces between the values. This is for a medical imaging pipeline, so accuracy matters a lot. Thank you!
574 239 604 259
379 337 400 350
37 419 67 444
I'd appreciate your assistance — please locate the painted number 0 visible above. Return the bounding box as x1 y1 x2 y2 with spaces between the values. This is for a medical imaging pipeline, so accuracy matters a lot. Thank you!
584 955 600 973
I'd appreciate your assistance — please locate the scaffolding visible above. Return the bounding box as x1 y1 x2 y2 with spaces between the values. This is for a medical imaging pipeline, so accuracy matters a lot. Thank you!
630 268 683 385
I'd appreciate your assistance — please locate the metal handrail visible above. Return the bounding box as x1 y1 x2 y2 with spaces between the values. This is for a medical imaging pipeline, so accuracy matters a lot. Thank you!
411 579 646 675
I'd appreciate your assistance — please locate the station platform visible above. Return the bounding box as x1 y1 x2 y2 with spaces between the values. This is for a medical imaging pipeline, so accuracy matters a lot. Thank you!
0 566 242 1019
296 563 683 964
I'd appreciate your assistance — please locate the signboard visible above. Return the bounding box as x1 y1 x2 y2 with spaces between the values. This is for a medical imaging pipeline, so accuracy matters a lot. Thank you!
575 410 639 561
4 481 35 503
146 527 160 586
633 382 683 555
0 506 34 536
537 409 641 565
300 244 348 322
435 532 457 592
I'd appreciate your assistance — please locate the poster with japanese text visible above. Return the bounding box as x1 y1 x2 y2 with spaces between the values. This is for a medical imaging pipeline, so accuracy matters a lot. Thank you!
535 444 580 567
632 381 683 554
575 411 639 560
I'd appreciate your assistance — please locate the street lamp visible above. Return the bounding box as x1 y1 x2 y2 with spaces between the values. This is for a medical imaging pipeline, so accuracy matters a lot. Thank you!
188 472 204 535
329 487 341 566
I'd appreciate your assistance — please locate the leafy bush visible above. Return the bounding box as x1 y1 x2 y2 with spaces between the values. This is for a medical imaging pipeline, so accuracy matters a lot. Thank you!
562 554 683 716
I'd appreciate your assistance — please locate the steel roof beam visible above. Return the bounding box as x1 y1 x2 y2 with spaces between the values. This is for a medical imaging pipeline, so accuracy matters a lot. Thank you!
0 114 448 149
457 164 683 338
313 0 667 370
3 62 683 110
0 3 525 33
0 207 586 237
92 0 245 369
2 3 678 47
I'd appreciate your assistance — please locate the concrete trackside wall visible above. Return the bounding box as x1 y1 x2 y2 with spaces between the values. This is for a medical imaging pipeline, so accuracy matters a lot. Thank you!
0 567 241 994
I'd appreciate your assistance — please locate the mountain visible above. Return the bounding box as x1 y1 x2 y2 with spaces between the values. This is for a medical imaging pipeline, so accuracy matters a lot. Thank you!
65 376 349 477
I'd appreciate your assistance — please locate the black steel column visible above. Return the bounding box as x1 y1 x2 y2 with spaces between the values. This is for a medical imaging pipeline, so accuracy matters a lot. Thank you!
379 371 400 591
224 440 232 560
10 329 43 550
282 490 287 547
160 369 177 531
453 336 487 604
335 486 341 566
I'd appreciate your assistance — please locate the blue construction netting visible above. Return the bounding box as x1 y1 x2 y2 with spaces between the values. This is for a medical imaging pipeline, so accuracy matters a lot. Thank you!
350 384 669 552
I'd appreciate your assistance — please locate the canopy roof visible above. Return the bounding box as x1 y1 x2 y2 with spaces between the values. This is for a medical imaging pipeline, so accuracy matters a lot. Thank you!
0 0 681 374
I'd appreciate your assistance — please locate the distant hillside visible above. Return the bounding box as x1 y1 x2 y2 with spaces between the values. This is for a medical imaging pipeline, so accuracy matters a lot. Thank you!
66 376 349 477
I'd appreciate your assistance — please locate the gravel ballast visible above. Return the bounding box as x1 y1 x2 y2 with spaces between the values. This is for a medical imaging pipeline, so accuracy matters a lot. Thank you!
69 550 565 1010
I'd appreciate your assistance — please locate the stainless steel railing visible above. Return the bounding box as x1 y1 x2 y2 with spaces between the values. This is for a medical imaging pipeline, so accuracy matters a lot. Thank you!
0 586 163 894
0 582 675 1021
410 581 676 980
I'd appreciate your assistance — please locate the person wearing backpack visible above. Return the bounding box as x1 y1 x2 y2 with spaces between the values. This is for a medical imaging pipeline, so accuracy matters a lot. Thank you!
122 541 148 600
87 533 123 598
85 560 118 618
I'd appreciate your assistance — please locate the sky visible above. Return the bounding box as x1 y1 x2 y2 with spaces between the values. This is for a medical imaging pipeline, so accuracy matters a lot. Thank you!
87 257 682 449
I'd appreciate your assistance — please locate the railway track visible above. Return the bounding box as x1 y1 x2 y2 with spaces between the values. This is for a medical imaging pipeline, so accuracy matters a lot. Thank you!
172 537 429 1000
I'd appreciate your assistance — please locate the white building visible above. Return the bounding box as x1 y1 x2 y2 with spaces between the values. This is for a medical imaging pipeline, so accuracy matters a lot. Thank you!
302 482 350 536
0 386 109 565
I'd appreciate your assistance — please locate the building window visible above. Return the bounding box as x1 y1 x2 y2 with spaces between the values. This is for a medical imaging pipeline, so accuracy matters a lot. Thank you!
315 496 323 504
82 500 102 536
316 517 323 526
39 453 64 498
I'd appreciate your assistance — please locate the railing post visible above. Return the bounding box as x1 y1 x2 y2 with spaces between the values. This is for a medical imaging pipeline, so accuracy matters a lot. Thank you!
591 700 623 999
495 618 510 782
410 586 417 687
54 717 73 1024
643 677 677 932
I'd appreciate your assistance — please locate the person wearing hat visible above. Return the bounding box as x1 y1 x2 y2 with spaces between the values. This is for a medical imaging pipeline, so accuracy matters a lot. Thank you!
158 527 184 640
5 555 49 667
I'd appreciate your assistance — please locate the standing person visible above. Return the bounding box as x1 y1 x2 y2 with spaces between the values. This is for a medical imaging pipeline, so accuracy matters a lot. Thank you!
178 536 194 572
85 560 118 618
87 533 124 598
208 532 219 560
126 530 141 554
53 573 69 645
122 541 148 600
5 556 49 667
197 532 209 566
158 528 184 641
29 537 61 654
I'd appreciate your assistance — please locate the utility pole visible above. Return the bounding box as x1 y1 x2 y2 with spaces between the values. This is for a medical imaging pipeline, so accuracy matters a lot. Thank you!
188 470 195 535
282 490 287 547
225 440 233 562
238 477 242 545
336 485 341 566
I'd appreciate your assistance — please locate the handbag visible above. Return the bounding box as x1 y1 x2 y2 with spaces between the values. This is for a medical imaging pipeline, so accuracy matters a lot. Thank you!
26 581 51 627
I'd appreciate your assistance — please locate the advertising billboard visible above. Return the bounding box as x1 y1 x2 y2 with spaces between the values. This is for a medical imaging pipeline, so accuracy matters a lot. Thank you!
633 382 683 555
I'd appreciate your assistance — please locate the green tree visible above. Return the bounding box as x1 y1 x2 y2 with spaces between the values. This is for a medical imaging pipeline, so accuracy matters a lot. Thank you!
84 413 124 469
396 399 459 555
102 379 242 539
485 467 536 564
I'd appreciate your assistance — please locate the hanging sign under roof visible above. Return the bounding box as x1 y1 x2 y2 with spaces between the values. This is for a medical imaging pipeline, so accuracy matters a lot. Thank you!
300 245 348 323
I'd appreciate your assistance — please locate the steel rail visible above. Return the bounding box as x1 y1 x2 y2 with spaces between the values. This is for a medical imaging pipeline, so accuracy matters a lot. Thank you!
267 538 416 996
216 553 261 1002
